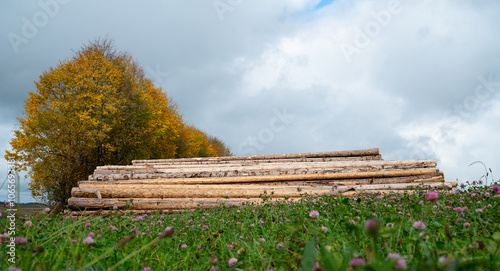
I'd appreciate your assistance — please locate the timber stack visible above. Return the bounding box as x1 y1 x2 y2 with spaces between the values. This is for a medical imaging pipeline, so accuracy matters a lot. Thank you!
67 148 456 213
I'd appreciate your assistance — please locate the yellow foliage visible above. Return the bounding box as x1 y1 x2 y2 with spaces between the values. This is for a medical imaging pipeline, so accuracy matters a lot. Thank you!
6 38 231 204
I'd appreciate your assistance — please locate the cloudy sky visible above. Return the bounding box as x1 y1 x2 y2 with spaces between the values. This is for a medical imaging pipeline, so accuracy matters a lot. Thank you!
1 0 499 202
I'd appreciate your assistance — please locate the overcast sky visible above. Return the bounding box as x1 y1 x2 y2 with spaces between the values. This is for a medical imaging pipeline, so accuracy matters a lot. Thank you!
1 0 500 203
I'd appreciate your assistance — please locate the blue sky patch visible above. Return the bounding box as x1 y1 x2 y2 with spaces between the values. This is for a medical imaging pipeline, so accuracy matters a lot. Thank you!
315 0 335 10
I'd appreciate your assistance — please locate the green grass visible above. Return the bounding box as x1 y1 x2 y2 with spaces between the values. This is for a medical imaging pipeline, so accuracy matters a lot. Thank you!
1 181 499 271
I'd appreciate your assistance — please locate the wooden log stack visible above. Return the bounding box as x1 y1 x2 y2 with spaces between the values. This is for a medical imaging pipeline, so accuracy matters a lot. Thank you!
67 148 456 212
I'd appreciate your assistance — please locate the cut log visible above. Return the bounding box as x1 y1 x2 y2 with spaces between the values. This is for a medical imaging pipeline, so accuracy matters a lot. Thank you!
79 172 444 187
77 184 332 190
76 174 445 191
89 169 439 184
67 197 294 210
131 155 383 166
71 181 454 199
99 156 383 170
131 148 381 165
67 149 451 211
96 159 435 171
89 160 438 181
71 186 332 198
350 181 454 191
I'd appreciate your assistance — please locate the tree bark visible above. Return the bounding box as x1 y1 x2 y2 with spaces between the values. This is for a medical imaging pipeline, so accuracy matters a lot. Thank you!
71 181 454 199
71 186 332 198
79 172 444 187
131 148 381 165
67 197 286 210
132 155 383 166
89 160 438 181
88 168 439 183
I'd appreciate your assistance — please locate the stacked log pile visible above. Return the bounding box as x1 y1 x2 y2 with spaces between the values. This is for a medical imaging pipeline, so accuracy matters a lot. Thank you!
67 148 455 212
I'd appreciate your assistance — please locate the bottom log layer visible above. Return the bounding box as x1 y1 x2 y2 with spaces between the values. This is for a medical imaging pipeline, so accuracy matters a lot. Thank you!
67 197 295 210
71 181 454 199
67 181 456 210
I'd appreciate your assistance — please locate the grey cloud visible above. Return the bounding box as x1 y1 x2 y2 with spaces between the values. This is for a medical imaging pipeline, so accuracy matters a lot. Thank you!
1 0 500 202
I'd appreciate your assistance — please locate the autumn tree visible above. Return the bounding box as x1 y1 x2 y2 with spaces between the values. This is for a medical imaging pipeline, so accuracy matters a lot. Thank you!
6 39 231 204
208 136 233 156
175 125 226 158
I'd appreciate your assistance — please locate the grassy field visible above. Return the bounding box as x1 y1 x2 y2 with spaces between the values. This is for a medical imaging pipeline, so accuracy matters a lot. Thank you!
1 181 499 271
0 203 47 218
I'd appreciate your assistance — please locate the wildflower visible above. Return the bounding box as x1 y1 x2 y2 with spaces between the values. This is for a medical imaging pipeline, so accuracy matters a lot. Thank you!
475 208 483 213
394 258 407 269
210 256 218 263
14 237 27 245
464 222 471 227
210 266 220 271
276 242 284 249
83 236 95 244
259 238 266 242
438 256 450 266
8 267 22 271
321 226 328 232
181 244 187 248
44 207 50 212
377 195 384 200
228 257 238 267
493 185 500 193
309 210 319 218
113 206 118 210
365 219 380 235
88 232 95 238
24 221 33 228
85 222 91 227
72 239 77 243
387 253 401 260
419 232 429 240
349 258 366 267
386 223 394 228
413 220 426 230
387 253 407 269
144 267 151 271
